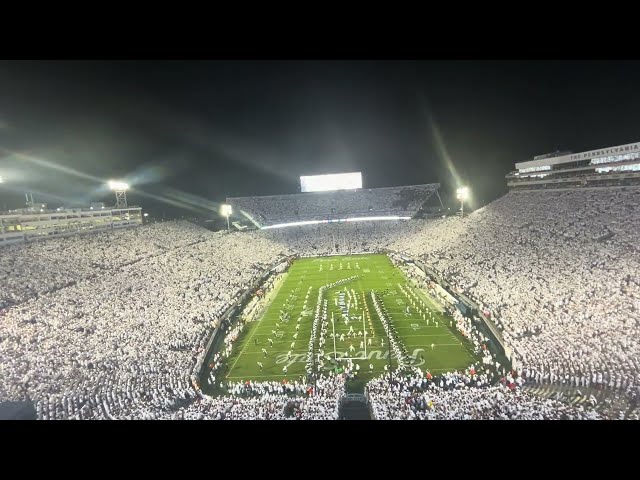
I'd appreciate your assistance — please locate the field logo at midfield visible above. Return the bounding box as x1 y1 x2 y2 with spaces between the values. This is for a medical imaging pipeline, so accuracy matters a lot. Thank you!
275 348 426 369
301 308 313 317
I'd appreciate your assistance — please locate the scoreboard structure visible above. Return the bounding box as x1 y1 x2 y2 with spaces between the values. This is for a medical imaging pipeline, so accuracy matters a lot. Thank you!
300 172 362 193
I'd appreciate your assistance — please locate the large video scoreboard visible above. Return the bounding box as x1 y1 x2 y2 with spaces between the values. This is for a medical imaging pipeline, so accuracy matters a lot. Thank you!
300 172 362 193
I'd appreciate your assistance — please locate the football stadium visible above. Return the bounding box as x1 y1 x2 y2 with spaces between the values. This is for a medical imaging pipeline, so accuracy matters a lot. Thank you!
1 62 640 420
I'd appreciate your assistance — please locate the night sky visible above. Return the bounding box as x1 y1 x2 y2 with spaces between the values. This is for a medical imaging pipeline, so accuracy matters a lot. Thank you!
2 60 640 218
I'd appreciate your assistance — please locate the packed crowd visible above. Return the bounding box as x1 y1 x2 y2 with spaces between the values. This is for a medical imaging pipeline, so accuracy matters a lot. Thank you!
263 221 407 256
388 188 640 397
228 184 438 226
0 221 209 309
366 370 605 419
0 221 284 419
3 186 640 419
109 373 345 420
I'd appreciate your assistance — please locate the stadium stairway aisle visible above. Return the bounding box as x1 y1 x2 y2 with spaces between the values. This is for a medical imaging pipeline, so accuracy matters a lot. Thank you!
339 405 371 420
339 394 372 420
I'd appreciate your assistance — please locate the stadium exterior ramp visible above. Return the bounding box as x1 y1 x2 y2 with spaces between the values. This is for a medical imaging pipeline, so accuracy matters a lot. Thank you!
226 184 440 229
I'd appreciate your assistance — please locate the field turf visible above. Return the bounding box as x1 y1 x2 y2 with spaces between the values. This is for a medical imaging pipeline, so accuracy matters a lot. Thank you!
221 254 477 384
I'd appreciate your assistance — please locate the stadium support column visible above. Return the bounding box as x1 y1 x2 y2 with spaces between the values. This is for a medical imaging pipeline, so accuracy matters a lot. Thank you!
115 190 128 208
435 189 445 211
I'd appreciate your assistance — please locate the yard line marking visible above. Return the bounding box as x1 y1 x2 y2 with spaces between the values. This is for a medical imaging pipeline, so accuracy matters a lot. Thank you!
393 333 455 337
227 322 263 377
394 325 446 329
221 254 479 382
249 332 311 340
241 348 309 354
226 286 300 377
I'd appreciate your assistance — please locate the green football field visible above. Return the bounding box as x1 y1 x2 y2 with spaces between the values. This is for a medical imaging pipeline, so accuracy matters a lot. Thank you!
220 254 478 384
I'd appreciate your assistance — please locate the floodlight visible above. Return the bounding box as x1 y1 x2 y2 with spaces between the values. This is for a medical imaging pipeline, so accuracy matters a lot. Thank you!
108 180 129 191
220 204 233 217
108 180 129 208
220 204 233 233
0 175 4 183
456 187 470 201
143 212 149 217
456 186 470 218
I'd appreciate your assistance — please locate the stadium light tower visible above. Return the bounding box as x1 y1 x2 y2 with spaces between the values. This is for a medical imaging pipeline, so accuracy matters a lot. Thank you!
220 204 232 233
108 181 129 208
456 186 470 218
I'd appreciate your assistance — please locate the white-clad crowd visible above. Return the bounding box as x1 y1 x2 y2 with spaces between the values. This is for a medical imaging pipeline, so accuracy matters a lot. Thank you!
389 189 640 397
263 221 407 256
228 184 438 226
2 187 640 419
0 221 209 309
107 373 345 420
367 371 605 420
0 221 284 419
